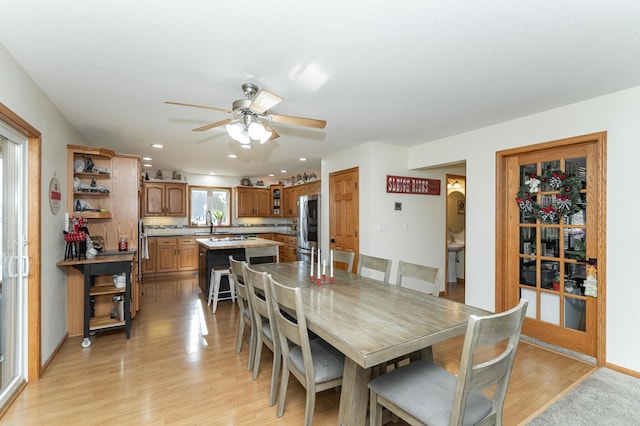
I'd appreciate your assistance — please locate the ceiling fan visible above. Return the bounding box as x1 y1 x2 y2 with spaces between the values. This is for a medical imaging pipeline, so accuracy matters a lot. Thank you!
165 83 326 145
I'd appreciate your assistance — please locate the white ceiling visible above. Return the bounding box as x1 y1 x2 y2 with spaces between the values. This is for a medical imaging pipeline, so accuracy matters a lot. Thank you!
2 1 640 178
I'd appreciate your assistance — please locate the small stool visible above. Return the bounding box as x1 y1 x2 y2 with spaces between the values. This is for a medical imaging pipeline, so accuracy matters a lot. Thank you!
208 265 235 313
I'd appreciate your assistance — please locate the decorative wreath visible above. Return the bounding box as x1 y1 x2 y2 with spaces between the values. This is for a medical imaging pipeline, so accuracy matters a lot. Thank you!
516 169 582 223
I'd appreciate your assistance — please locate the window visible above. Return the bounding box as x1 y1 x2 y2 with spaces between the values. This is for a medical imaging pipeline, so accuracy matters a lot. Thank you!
189 186 231 227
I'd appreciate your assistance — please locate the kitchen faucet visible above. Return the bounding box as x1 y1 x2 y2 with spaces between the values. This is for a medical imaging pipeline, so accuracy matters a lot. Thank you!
205 210 213 234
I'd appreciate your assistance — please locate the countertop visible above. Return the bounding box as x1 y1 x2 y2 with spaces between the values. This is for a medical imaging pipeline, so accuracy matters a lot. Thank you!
56 252 135 267
197 237 283 250
145 229 297 238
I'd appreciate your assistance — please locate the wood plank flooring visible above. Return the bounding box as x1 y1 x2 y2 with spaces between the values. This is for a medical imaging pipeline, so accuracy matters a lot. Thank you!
1 276 596 425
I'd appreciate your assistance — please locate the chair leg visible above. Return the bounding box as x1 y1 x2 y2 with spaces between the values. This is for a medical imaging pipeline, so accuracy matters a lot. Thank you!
369 389 383 426
252 335 263 380
228 275 236 302
207 268 216 306
269 347 281 406
304 381 316 426
247 322 256 372
276 364 290 418
235 316 245 354
212 271 222 313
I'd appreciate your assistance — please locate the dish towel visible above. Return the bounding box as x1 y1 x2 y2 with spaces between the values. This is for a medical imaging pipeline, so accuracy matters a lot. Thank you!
140 233 149 259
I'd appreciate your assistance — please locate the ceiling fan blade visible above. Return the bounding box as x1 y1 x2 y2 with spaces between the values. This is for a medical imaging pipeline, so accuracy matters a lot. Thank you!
263 123 280 140
267 113 326 129
192 118 232 132
165 101 232 114
249 90 283 114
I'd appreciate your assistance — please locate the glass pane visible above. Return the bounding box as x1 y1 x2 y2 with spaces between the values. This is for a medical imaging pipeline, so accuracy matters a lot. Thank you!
521 288 537 319
520 258 536 287
518 164 538 224
189 187 231 227
519 164 537 186
564 228 586 261
540 260 560 290
565 297 586 331
566 192 586 225
520 226 536 255
565 263 586 295
540 160 561 191
538 193 560 224
540 227 560 257
540 292 560 325
190 189 208 225
565 157 587 189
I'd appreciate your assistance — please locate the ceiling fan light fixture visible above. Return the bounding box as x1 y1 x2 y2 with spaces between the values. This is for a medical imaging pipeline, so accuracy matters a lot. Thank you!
248 121 272 144
226 121 250 144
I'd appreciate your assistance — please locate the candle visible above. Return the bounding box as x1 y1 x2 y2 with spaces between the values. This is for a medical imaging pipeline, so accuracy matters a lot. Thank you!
322 259 326 280
64 212 69 233
330 249 334 283
317 249 322 285
310 247 314 281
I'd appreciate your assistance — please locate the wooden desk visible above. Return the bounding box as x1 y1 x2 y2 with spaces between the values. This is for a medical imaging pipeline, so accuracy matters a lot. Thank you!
57 253 134 347
252 261 489 426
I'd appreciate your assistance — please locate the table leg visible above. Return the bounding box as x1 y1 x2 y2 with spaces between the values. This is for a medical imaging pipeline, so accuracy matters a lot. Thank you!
82 269 92 348
338 358 371 426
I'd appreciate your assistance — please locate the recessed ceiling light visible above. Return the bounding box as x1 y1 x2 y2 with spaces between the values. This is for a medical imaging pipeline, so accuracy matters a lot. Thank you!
209 172 216 175
240 145 251 149
151 144 164 149
268 173 275 177
281 169 287 173
143 163 152 168
299 157 307 161
228 154 238 159
142 156 152 161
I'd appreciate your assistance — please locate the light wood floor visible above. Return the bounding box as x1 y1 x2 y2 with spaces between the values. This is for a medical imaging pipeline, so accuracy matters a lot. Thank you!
1 276 596 425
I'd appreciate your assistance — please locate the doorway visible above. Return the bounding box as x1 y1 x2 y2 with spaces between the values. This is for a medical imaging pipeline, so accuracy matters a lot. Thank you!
445 175 466 302
496 132 606 362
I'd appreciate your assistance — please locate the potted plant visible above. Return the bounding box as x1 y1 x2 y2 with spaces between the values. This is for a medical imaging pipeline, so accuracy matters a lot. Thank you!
213 209 224 225
552 273 561 291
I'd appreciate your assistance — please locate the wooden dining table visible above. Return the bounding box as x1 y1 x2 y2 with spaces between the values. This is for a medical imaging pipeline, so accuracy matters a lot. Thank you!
251 261 489 426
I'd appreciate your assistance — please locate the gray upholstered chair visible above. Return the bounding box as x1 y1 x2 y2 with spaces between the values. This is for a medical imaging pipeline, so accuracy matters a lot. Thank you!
229 255 258 372
396 260 441 295
368 299 528 426
243 263 281 406
245 245 280 265
268 275 344 426
357 253 392 283
332 249 356 273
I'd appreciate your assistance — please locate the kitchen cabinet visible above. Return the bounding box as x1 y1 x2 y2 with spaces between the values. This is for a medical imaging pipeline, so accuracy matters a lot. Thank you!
141 238 157 274
144 236 198 277
235 187 270 217
283 180 321 217
143 182 187 217
270 184 283 217
274 234 297 262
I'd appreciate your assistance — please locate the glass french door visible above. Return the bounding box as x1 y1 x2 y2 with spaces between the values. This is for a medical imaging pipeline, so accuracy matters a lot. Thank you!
508 140 601 357
0 123 28 408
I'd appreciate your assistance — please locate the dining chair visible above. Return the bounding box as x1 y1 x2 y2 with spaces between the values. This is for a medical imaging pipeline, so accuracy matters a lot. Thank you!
268 275 345 426
368 299 528 426
332 249 356 272
243 263 281 406
357 253 392 283
229 255 258 372
245 245 280 265
396 260 442 295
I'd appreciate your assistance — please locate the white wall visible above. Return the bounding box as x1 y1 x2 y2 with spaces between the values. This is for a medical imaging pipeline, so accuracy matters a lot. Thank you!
1 43 87 366
323 143 462 292
408 85 640 372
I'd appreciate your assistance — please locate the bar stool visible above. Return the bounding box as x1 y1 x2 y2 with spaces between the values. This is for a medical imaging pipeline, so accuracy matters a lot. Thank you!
208 265 236 313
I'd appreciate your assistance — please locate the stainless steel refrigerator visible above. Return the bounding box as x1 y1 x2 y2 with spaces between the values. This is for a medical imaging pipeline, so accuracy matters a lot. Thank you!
297 194 320 262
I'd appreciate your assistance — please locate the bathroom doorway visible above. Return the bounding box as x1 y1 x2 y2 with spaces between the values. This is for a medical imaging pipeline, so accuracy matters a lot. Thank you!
445 174 466 302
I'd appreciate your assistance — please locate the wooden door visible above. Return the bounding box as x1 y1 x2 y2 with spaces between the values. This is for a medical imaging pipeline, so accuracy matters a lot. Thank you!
156 238 178 272
254 188 270 216
235 187 255 217
284 186 299 217
177 238 198 270
497 133 606 360
329 167 359 273
143 183 164 216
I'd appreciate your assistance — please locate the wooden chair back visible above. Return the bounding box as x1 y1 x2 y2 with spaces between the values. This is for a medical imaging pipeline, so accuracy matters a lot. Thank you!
332 249 356 273
357 254 392 283
451 299 528 425
396 260 441 295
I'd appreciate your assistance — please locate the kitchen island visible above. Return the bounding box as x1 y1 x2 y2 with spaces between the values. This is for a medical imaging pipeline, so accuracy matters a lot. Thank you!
197 237 283 298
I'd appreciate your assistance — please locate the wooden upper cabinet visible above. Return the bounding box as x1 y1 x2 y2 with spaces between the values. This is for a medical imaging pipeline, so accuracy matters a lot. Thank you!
235 187 270 217
283 180 320 217
143 182 187 217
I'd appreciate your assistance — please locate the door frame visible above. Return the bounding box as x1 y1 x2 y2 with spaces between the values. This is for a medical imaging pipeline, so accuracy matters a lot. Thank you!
0 104 42 382
495 131 606 365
